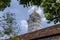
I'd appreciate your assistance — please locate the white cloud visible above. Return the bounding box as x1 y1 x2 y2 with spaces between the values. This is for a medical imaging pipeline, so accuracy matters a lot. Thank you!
28 6 46 21
20 20 28 27
20 20 28 34
36 7 43 15
28 6 44 15
28 6 45 20
28 6 37 14
41 18 47 22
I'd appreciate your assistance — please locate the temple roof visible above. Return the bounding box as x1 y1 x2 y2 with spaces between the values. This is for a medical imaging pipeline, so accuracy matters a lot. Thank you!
19 24 60 40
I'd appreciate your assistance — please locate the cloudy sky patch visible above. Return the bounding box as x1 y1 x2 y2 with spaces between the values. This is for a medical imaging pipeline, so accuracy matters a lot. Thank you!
0 0 56 39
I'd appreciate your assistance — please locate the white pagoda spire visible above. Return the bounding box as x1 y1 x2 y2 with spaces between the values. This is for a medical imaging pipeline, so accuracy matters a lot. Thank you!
28 10 41 32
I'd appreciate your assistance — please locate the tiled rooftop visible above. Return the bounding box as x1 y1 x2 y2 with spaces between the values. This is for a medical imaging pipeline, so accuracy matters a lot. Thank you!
19 24 60 40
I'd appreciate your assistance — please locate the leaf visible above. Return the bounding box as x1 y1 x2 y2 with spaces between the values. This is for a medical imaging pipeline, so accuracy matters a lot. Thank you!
6 18 13 23
47 21 51 24
0 0 11 11
45 13 53 20
56 0 60 3
4 27 13 35
20 0 60 24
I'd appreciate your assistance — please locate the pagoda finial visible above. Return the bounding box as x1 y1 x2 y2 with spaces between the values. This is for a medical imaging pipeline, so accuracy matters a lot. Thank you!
34 6 38 12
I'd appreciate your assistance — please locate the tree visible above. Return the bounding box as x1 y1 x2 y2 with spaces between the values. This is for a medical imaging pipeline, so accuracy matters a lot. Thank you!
1 0 60 24
20 0 60 24
0 0 11 11
9 34 20 40
0 12 18 39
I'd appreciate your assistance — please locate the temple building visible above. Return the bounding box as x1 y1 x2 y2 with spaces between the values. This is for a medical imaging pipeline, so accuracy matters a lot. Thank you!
28 11 41 32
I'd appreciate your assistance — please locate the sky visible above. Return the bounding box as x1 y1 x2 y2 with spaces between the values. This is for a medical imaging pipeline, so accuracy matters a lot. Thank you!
0 0 57 39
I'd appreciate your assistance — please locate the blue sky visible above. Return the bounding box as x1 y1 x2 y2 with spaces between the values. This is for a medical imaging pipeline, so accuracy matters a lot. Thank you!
0 0 55 35
0 0 57 39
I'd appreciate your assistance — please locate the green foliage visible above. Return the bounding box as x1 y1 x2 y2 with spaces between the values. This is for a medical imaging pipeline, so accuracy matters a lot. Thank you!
10 36 20 40
10 36 23 40
45 13 53 20
0 12 21 40
3 13 16 35
20 0 60 24
0 30 2 37
6 18 14 23
0 0 11 11
9 34 20 40
4 27 13 35
57 0 60 3
0 12 17 36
